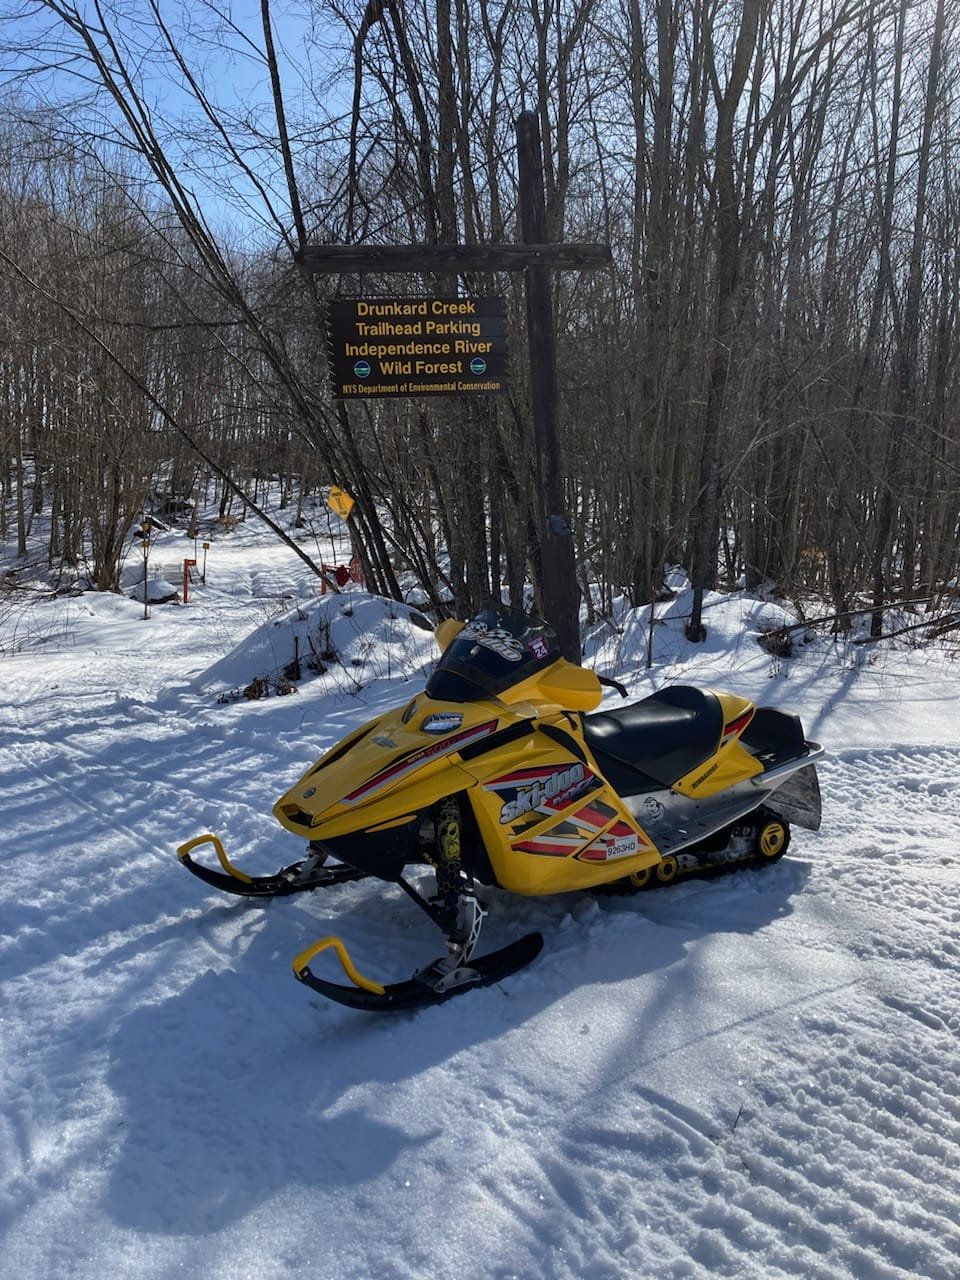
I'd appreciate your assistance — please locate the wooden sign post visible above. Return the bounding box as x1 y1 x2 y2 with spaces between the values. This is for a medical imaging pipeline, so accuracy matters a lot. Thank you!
296 111 610 662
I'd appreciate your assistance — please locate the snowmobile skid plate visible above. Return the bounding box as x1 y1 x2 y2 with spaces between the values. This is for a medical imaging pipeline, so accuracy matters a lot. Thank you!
176 833 367 898
292 931 545 1012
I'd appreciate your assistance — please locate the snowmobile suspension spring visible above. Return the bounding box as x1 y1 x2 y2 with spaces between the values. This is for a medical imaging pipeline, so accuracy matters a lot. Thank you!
435 797 463 897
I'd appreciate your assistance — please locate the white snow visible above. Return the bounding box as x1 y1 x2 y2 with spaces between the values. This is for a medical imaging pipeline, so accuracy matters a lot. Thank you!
2 514 959 1280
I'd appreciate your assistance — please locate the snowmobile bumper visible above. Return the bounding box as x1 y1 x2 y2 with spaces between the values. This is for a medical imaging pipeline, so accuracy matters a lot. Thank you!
176 833 367 898
292 930 544 1012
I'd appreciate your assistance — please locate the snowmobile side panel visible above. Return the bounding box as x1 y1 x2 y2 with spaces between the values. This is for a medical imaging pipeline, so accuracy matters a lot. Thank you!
464 726 661 895
673 738 764 798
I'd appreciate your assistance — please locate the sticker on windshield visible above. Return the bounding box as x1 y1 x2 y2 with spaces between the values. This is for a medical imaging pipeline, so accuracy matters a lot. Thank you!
528 636 550 660
460 620 525 661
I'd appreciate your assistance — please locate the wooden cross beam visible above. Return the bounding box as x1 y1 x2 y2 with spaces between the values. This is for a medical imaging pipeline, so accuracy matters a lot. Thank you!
295 242 610 274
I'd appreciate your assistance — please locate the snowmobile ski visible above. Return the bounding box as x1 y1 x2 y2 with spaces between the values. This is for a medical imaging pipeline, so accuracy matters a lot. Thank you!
177 833 367 898
292 931 544 1012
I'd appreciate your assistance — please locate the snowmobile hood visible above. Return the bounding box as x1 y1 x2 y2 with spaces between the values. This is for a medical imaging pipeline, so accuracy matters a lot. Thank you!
273 610 606 841
273 697 515 837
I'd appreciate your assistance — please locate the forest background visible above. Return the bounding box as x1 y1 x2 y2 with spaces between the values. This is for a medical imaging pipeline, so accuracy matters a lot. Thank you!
0 0 956 639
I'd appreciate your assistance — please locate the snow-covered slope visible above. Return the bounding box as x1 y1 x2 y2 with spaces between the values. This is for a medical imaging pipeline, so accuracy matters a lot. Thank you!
2 518 959 1280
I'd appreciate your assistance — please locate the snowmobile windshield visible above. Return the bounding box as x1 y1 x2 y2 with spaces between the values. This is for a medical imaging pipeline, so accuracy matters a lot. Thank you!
426 604 561 703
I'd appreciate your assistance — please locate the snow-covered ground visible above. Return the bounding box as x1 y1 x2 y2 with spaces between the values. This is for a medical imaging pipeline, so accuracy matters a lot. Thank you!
2 514 959 1280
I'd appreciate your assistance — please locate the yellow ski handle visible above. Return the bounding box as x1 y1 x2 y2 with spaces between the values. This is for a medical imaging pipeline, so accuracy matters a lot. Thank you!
292 936 386 995
176 833 253 884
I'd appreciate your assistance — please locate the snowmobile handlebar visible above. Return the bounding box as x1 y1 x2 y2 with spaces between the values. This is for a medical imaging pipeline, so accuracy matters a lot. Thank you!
596 674 628 698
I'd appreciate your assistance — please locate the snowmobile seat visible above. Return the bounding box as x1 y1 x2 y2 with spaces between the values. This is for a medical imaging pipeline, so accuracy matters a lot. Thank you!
582 686 724 790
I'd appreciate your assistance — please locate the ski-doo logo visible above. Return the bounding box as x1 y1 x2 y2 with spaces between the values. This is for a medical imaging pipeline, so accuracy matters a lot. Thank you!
499 763 586 824
460 620 525 661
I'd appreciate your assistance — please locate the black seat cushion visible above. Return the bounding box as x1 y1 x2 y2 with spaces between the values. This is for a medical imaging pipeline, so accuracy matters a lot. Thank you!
583 686 724 790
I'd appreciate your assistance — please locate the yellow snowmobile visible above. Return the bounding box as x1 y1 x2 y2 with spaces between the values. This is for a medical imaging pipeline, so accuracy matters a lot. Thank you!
178 602 823 1011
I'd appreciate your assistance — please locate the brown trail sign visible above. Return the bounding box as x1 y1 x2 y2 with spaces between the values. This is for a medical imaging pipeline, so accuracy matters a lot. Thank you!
327 296 509 399
295 111 611 662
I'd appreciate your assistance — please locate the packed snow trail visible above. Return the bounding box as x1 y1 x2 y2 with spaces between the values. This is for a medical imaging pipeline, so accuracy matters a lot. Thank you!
2 524 959 1279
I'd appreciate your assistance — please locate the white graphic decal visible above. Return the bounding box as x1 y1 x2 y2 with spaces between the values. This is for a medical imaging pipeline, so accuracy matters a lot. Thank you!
459 620 525 661
499 763 586 824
